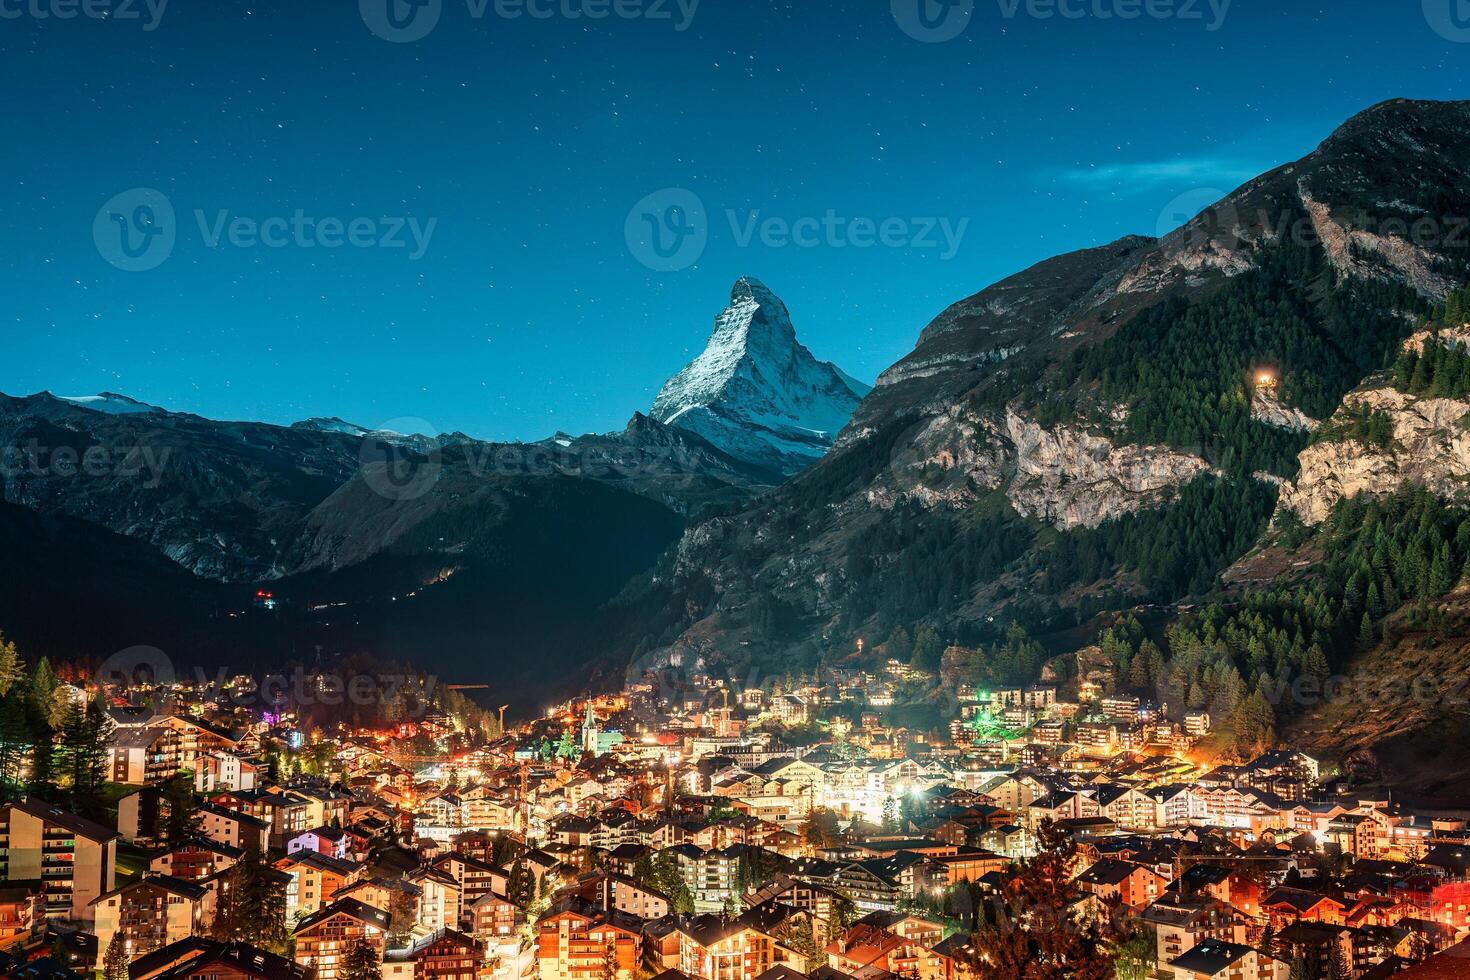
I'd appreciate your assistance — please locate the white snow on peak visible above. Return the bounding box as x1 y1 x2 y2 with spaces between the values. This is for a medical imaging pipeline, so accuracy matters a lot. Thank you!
651 277 870 476
294 417 373 437
55 392 163 415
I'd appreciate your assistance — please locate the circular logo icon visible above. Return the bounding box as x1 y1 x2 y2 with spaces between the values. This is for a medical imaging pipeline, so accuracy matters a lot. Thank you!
1425 0 1470 42
625 188 708 272
94 188 176 272
1156 186 1241 252
95 645 176 692
892 0 974 43
358 417 443 502
360 0 443 43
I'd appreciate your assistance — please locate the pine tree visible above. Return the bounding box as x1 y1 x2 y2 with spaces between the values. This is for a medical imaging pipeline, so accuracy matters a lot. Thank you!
388 887 417 948
0 694 28 795
0 636 22 698
885 627 912 663
508 855 535 909
601 939 620 980
340 939 382 980
102 929 130 980
967 821 1114 979
910 627 943 672
162 772 201 846
556 729 579 761
217 849 289 952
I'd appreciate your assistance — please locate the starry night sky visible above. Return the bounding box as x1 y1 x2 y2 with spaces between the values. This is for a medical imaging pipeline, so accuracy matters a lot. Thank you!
6 0 1470 440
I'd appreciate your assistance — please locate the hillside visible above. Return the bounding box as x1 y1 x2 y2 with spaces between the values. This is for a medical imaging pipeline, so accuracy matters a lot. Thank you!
615 99 1470 712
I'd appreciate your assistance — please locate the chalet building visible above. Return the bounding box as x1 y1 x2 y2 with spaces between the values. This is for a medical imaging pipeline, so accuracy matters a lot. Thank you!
382 929 482 980
0 799 118 924
192 752 260 794
1260 887 1347 930
110 714 242 773
825 921 947 980
128 938 311 980
196 802 270 853
287 827 351 860
467 892 518 939
561 871 670 922
535 901 642 980
674 913 807 980
407 865 462 933
292 898 391 980
0 883 41 950
1074 859 1169 910
150 838 244 882
1165 939 1288 980
925 850 1008 887
91 875 209 969
273 851 362 920
108 727 178 785
429 852 506 927
1139 897 1244 965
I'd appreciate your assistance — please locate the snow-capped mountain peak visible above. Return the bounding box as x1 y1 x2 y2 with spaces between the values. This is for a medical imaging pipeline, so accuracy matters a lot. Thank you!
650 277 870 477
293 417 374 437
53 392 164 415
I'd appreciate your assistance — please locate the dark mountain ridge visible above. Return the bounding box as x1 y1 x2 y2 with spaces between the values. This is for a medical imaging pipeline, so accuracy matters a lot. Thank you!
613 99 1470 713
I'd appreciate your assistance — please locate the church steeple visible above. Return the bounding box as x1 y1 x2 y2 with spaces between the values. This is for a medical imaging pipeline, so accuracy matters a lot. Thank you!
582 702 600 755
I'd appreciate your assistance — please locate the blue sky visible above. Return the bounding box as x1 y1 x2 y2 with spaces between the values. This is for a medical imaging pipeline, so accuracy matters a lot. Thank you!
5 0 1470 440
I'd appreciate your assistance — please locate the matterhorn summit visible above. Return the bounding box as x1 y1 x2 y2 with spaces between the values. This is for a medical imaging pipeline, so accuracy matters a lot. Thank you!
651 277 870 478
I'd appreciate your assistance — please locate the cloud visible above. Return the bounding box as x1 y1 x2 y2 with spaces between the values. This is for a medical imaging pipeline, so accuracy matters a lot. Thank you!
1055 157 1265 191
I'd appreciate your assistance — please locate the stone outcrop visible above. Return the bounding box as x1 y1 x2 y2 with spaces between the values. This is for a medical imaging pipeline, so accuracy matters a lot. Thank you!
1003 411 1214 529
1280 384 1470 525
1299 183 1457 300
1251 387 1320 433
865 405 1213 530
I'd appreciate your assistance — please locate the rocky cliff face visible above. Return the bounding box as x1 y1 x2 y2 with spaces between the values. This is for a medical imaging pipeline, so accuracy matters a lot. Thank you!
1250 387 1321 433
1280 380 1470 526
630 99 1470 679
1002 411 1214 529
862 405 1212 530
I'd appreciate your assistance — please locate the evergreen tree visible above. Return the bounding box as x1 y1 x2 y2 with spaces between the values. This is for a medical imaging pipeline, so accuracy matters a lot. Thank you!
885 627 913 663
340 939 382 980
162 772 201 846
0 693 29 795
388 887 417 948
102 929 130 980
556 729 579 761
508 855 536 909
968 820 1115 979
0 636 22 698
214 848 289 952
910 627 944 672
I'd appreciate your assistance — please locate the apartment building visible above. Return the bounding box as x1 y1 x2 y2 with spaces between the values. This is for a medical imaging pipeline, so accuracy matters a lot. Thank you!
91 874 210 969
0 799 118 924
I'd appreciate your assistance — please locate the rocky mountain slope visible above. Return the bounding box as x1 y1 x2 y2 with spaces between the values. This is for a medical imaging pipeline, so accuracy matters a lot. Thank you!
652 278 870 477
1281 329 1470 525
0 281 815 701
616 99 1470 693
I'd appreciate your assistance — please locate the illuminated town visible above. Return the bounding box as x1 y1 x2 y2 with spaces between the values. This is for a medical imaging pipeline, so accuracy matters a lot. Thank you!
0 645 1456 980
